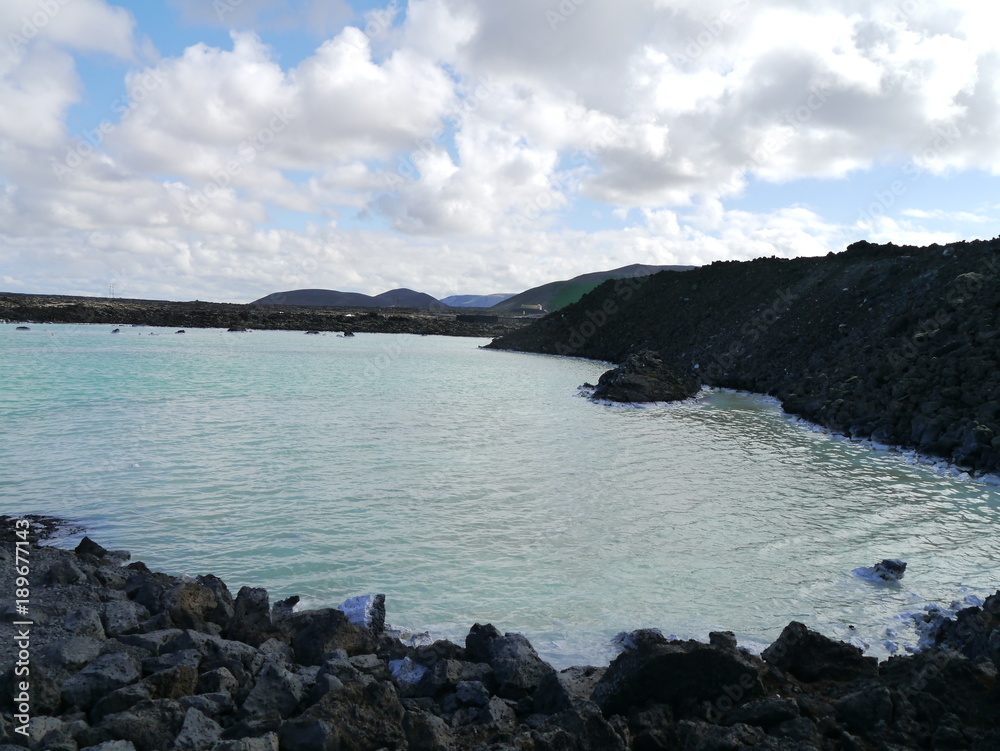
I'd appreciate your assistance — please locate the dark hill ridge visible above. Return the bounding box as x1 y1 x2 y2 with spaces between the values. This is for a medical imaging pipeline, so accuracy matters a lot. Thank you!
253 287 445 309
488 239 1000 474
491 263 694 313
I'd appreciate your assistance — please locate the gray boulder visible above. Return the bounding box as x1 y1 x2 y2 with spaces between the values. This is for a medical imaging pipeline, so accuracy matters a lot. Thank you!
591 350 700 403
173 707 223 750
240 661 304 720
62 652 142 711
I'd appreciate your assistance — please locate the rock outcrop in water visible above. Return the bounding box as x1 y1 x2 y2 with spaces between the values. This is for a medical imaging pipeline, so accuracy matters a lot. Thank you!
590 350 700 403
488 238 1000 474
2 522 999 750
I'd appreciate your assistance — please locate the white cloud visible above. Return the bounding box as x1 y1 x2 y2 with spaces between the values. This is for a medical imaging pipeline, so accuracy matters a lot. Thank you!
2 0 1000 303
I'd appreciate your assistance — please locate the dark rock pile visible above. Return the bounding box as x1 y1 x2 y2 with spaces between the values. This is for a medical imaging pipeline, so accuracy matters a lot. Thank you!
488 238 1000 474
0 294 531 339
2 533 999 750
590 350 700 403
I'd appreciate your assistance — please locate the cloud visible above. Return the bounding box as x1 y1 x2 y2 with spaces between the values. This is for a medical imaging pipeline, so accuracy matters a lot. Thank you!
1 0 1000 303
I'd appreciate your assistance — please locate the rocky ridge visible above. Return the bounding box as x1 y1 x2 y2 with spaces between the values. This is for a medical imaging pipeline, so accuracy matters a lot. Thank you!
2 525 999 751
487 239 1000 474
0 295 531 339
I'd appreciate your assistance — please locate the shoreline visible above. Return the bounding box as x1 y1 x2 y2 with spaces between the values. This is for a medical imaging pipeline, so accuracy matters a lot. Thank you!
2 520 998 750
0 293 535 339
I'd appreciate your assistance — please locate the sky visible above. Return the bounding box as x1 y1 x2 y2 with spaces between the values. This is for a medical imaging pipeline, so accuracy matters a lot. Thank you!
1 0 998 303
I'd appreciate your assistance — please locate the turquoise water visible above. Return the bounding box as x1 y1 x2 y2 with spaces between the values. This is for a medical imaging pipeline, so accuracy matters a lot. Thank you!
2 323 999 667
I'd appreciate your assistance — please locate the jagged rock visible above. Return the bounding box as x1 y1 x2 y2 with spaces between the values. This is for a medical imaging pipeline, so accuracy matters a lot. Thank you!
477 695 516 726
178 692 236 718
65 607 107 640
119 630 183 657
93 699 185 751
43 558 88 586
272 596 299 618
197 574 235 630
198 667 240 695
762 621 878 683
720 696 800 728
91 683 153 723
403 710 452 751
173 707 223 750
277 719 338 751
337 594 386 635
286 608 378 664
490 633 555 699
534 665 606 714
455 680 491 708
465 623 502 663
123 568 174 615
591 637 763 717
258 638 294 667
349 653 390 681
62 652 143 711
226 587 275 647
163 581 220 632
240 661 304 720
76 536 110 560
931 590 1000 665
591 350 700 403
101 601 148 637
80 742 138 751
547 703 629 751
853 559 907 582
389 656 429 698
160 630 261 684
302 680 407 751
211 733 280 751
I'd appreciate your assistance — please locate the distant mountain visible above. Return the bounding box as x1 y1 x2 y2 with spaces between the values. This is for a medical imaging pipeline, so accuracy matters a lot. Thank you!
371 288 445 308
491 264 694 313
440 294 516 308
251 288 445 309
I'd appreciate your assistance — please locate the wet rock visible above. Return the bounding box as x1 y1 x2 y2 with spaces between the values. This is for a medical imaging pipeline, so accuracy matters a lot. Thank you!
197 574 235 630
931 590 1000 665
591 350 699 403
163 581 219 633
465 623 502 663
591 637 763 718
853 559 907 582
226 587 276 647
490 633 555 700
337 593 386 635
286 608 378 664
534 665 606 714
75 537 110 560
44 558 88 587
271 596 299 618
762 621 878 683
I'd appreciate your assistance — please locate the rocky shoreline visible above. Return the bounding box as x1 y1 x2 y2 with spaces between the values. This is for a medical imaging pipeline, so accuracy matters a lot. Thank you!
2 519 998 751
487 239 1000 475
0 294 533 339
